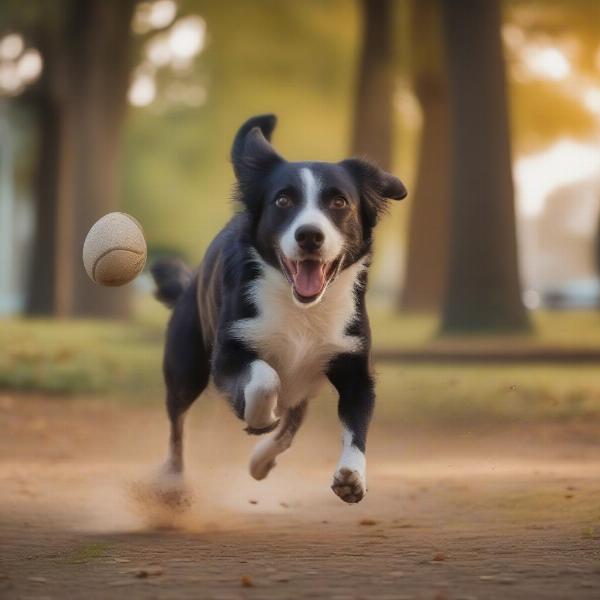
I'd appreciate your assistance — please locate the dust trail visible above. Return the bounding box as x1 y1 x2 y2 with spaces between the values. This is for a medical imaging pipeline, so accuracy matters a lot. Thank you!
128 467 194 530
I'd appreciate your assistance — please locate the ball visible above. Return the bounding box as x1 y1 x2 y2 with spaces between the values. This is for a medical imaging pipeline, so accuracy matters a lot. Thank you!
83 212 147 286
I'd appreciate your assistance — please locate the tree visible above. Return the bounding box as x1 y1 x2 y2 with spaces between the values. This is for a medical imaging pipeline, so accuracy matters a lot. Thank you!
351 0 394 171
400 0 451 312
440 0 529 332
3 0 137 317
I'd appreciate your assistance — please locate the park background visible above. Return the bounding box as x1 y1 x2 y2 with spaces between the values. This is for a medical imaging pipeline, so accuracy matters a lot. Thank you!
1 0 600 404
2 1 600 598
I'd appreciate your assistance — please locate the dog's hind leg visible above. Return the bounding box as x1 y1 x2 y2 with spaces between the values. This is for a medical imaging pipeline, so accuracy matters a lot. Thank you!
249 400 308 480
164 393 196 475
161 276 210 476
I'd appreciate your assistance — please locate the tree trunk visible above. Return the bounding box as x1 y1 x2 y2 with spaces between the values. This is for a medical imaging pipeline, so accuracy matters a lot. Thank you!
26 0 136 317
440 0 529 333
64 0 137 317
25 31 61 315
351 0 394 171
400 0 451 312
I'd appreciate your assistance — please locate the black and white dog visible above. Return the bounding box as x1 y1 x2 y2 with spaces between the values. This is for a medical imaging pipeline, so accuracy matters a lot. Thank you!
151 114 406 503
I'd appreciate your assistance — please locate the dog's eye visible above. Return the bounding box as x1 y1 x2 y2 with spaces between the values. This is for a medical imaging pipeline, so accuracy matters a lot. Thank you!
330 196 348 209
275 195 292 208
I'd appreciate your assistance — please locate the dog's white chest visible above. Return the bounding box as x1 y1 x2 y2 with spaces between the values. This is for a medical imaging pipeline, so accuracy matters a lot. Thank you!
231 261 364 407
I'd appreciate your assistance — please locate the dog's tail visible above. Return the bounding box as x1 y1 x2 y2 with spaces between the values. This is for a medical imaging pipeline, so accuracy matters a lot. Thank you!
150 258 192 308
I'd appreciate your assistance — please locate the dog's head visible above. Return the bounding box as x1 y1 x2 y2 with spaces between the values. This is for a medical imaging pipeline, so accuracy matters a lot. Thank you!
232 114 407 307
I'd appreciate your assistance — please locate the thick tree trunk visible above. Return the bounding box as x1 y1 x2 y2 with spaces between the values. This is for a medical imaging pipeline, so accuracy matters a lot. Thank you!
63 0 136 317
400 0 451 312
440 0 529 333
26 0 136 317
351 0 394 171
25 33 60 315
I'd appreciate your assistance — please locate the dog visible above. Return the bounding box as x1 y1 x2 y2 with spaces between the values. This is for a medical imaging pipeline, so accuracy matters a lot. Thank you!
151 114 407 503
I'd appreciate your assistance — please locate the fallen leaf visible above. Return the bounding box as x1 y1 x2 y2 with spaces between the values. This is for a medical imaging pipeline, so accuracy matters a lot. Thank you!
134 566 163 578
359 518 378 526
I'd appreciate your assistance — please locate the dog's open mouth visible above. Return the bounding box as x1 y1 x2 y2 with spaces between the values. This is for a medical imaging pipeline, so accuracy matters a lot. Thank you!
278 253 344 304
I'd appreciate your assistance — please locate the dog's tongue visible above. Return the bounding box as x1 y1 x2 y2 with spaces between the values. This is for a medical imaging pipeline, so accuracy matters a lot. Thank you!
294 260 325 298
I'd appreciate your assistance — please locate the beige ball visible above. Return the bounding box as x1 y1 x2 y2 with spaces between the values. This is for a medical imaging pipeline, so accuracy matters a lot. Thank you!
83 212 147 286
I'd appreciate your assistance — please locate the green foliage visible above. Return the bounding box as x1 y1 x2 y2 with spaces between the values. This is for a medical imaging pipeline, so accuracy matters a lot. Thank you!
123 0 361 261
504 0 600 151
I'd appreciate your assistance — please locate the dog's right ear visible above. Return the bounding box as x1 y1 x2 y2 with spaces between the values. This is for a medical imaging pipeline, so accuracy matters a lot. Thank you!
231 114 284 188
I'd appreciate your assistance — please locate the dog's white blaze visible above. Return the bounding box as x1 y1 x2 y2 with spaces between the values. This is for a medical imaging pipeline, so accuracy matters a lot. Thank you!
336 428 366 486
243 359 280 429
279 167 345 263
230 255 365 410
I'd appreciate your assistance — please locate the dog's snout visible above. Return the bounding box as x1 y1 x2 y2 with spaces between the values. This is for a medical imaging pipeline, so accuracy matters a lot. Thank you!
295 225 324 252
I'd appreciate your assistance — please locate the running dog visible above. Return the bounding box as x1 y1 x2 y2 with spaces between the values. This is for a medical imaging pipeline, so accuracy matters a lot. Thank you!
151 114 407 503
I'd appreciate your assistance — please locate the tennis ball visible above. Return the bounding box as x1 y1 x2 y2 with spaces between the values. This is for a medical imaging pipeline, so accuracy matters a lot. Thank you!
83 212 147 286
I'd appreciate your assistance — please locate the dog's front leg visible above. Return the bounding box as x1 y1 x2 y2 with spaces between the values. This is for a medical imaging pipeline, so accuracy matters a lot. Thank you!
213 339 280 433
327 353 374 504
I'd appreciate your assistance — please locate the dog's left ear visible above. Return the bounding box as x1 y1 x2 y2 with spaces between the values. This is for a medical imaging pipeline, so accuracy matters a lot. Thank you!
340 158 407 226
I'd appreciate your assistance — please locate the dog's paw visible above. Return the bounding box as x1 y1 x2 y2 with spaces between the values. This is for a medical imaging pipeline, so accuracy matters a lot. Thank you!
249 454 277 481
331 467 365 504
249 438 279 480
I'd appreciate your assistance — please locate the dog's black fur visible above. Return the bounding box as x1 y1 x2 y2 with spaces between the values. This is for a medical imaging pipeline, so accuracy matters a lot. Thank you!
152 114 406 502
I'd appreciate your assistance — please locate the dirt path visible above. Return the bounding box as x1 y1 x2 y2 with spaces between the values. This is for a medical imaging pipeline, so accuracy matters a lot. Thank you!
1 394 600 599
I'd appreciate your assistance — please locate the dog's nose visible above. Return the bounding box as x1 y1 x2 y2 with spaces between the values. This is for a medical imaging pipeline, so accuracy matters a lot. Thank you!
295 225 324 252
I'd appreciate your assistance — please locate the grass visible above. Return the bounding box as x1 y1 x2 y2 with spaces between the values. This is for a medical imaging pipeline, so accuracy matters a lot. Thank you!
375 362 600 426
56 543 112 565
2 306 600 425
371 309 600 349
0 299 168 396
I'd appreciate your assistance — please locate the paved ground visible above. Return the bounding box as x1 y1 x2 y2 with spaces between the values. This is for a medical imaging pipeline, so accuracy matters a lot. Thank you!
1 394 600 599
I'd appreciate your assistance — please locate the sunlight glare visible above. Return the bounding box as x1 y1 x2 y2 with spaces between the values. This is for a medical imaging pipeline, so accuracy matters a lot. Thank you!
149 0 177 29
146 34 171 67
16 49 42 83
0 34 24 61
128 73 157 107
583 88 600 116
0 62 22 94
168 16 206 60
502 24 525 50
515 140 600 218
522 45 571 81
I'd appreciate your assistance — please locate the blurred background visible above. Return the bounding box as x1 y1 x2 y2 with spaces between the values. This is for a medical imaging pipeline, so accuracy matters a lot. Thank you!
0 0 600 419
4 3 600 595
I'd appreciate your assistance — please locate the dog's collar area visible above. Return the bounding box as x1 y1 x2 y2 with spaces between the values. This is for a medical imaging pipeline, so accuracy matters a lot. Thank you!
277 252 345 304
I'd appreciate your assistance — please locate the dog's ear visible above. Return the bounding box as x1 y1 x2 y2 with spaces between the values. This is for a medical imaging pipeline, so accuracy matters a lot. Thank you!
231 114 284 185
339 158 407 227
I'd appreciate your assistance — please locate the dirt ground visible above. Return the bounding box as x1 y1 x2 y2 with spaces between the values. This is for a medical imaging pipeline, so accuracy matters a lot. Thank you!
1 393 600 599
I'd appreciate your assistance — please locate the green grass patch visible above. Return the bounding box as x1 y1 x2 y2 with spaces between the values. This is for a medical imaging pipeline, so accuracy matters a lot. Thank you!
0 300 168 395
56 543 112 565
371 309 600 349
375 362 600 426
2 309 600 427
